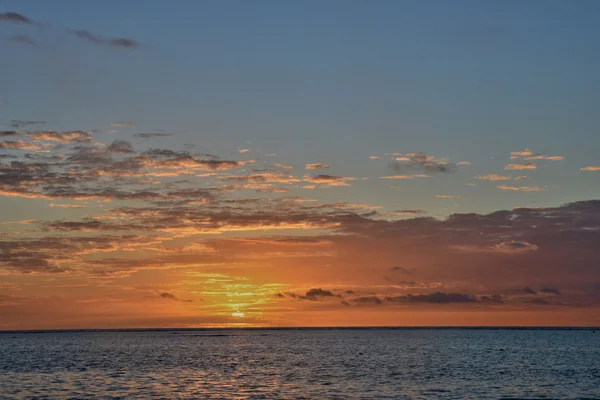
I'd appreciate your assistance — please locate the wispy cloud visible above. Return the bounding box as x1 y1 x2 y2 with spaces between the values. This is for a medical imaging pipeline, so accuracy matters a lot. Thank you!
581 166 600 171
306 163 329 170
475 174 510 181
9 34 36 46
72 30 139 49
504 163 536 170
110 121 135 127
9 120 46 128
0 12 32 24
497 185 544 192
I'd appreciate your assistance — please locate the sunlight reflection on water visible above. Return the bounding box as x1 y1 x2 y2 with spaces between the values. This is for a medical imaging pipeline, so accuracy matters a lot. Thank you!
0 329 598 399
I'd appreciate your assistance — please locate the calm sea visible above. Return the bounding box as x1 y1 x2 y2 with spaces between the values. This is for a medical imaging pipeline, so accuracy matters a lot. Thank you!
0 328 598 399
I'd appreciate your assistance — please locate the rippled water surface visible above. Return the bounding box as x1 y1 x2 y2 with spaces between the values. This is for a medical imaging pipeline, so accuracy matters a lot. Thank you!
0 328 599 399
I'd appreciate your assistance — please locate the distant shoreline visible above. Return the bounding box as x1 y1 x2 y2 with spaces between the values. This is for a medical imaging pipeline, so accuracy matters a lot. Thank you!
1 326 598 334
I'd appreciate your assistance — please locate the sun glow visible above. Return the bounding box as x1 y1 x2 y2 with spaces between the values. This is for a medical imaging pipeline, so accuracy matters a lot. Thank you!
232 311 245 318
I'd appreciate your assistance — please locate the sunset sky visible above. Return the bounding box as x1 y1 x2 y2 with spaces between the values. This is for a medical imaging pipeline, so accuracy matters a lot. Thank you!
1 1 600 329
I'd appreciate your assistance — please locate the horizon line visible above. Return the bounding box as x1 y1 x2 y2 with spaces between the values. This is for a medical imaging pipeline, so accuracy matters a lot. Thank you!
1 326 598 334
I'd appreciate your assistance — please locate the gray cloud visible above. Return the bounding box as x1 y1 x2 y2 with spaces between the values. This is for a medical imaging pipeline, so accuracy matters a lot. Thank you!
306 288 335 299
353 296 382 304
9 34 36 46
389 152 458 175
540 287 561 295
9 120 46 128
158 292 193 302
386 292 477 304
72 30 139 49
0 12 31 24
134 133 174 138
106 140 135 154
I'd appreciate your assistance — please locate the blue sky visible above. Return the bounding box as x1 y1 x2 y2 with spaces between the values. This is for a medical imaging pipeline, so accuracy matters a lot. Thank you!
2 0 599 218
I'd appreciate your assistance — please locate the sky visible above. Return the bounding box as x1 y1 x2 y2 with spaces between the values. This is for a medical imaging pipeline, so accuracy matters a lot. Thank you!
1 1 600 329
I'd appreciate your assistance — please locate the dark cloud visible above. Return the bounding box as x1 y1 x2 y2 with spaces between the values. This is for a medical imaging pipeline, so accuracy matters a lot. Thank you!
106 140 135 154
27 130 91 143
306 288 335 299
389 152 458 175
72 30 102 44
353 296 382 304
134 133 174 138
9 120 46 128
390 266 413 274
479 295 504 303
0 12 31 24
158 292 193 302
9 34 36 46
72 30 139 49
522 286 537 295
386 292 477 304
109 38 139 48
540 287 561 295
0 131 19 137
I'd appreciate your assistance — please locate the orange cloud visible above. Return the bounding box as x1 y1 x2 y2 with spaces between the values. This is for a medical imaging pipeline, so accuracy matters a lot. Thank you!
504 163 536 170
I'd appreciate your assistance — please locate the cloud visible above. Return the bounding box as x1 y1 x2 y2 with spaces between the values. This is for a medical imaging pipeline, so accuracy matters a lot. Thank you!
510 149 534 158
305 288 335 299
389 152 458 175
475 174 511 181
109 38 139 48
436 195 461 199
521 286 537 295
497 185 544 192
0 140 42 150
306 163 329 170
157 292 193 302
369 156 379 159
303 174 364 187
457 241 539 254
380 209 427 218
237 149 249 154
134 133 174 138
111 121 135 127
510 149 563 161
504 163 536 170
269 163 293 170
493 241 538 253
457 161 471 165
581 166 600 171
9 120 46 128
49 203 85 209
386 292 477 304
106 140 135 154
540 287 561 295
0 12 31 24
524 155 564 161
27 130 92 144
0 131 19 137
72 30 140 49
353 296 382 304
9 34 36 46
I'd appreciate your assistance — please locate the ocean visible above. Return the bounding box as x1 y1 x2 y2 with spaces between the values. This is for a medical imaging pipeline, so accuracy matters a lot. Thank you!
0 328 598 399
